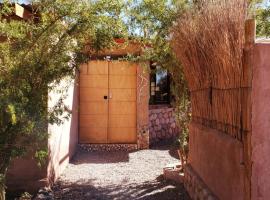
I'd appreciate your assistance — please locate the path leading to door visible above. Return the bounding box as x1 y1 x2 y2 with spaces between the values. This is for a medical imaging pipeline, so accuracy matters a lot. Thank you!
52 145 190 200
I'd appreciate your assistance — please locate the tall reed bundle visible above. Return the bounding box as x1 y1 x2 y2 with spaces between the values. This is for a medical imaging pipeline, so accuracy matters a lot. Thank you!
171 0 249 140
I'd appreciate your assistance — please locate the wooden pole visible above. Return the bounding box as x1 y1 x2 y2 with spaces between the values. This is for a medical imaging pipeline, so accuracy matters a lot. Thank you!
245 19 256 50
242 18 256 200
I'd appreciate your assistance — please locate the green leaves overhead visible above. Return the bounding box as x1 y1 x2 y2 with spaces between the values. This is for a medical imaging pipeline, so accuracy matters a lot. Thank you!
256 5 270 37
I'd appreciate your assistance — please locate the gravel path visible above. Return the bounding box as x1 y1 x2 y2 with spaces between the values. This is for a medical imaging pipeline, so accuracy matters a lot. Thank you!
52 145 190 200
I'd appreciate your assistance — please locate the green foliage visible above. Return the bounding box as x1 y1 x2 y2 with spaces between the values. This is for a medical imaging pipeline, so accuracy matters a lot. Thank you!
248 0 270 37
35 150 48 167
256 6 270 37
3 0 269 195
0 0 127 194
126 0 191 164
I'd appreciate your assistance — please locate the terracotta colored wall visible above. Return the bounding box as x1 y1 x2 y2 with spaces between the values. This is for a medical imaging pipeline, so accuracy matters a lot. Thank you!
6 155 47 193
47 75 79 183
251 42 270 200
7 75 79 193
188 122 245 200
136 64 150 149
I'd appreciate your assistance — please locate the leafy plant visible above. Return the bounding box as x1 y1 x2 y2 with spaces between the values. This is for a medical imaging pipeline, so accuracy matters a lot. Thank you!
0 0 127 198
256 5 270 37
125 0 191 166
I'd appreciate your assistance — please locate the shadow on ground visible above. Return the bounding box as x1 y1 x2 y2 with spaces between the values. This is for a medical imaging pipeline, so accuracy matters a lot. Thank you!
52 175 190 200
72 150 131 164
150 141 179 160
73 142 179 165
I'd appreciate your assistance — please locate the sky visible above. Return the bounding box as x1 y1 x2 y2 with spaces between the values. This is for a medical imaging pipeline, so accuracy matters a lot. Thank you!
12 0 270 5
13 0 270 7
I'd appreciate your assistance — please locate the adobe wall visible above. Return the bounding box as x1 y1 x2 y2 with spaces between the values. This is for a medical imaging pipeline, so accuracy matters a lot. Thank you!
251 42 270 200
185 42 270 200
149 105 179 145
6 155 47 194
186 122 245 200
136 64 150 149
47 75 79 183
6 75 79 193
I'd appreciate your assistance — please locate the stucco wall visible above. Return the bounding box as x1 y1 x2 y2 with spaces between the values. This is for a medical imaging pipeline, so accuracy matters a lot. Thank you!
47 75 79 183
251 42 270 200
6 75 79 193
187 122 245 200
6 155 47 193
136 65 150 149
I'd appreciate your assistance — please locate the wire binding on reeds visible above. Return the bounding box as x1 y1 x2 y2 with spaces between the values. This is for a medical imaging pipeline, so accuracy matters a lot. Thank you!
171 0 251 141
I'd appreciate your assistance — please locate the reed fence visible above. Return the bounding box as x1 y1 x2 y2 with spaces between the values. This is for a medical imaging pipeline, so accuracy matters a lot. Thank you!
171 0 253 142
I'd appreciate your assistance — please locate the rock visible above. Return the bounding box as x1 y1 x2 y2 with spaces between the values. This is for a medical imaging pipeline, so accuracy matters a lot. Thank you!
171 122 176 128
35 188 54 200
161 118 165 124
149 107 179 144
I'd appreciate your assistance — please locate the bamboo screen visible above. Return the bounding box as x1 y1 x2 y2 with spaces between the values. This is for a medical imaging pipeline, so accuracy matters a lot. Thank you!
171 0 252 142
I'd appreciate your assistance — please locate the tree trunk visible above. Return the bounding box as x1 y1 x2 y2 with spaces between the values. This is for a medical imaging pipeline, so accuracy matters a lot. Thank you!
0 149 12 200
0 186 5 200
177 149 185 171
0 172 6 200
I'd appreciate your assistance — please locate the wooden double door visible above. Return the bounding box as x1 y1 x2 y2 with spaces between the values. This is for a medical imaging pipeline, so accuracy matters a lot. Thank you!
79 60 137 144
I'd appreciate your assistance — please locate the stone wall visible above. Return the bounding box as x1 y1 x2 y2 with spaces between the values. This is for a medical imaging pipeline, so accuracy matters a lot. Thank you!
184 164 218 200
149 105 179 145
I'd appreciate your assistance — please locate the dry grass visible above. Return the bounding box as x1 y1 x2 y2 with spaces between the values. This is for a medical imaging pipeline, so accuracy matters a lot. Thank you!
171 0 249 140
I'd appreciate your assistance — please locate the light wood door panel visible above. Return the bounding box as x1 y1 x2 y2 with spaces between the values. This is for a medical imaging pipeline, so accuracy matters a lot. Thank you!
108 128 137 143
108 61 137 144
79 61 137 144
88 61 108 75
109 102 136 115
109 115 136 128
80 115 108 128
80 63 88 75
80 102 107 115
80 75 108 88
80 88 108 102
109 61 137 75
79 61 108 144
80 127 107 143
109 75 137 89
109 89 136 102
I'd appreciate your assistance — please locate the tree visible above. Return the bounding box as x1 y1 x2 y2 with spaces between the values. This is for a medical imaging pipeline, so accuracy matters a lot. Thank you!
248 0 270 37
256 5 270 37
125 0 191 167
0 0 127 198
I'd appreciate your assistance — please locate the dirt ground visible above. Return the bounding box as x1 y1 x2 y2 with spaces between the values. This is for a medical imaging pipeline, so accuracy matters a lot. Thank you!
52 145 190 200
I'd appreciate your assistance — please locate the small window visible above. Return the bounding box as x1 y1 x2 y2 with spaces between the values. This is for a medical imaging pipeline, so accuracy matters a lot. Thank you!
149 63 170 105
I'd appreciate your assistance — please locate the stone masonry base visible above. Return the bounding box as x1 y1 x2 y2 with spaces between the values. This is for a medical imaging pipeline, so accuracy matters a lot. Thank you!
149 106 179 145
79 144 138 152
184 164 218 200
